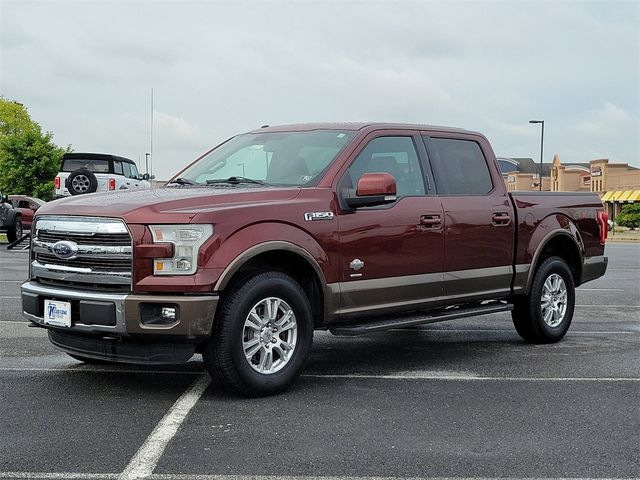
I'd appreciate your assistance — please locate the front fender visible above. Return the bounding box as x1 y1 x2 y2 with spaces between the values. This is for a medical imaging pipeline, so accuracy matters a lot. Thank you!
205 222 333 291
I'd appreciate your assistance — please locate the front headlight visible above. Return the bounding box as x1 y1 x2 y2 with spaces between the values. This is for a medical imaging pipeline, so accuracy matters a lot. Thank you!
150 224 213 275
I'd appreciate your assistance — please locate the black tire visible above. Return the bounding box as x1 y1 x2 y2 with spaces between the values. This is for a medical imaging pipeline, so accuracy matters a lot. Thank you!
66 353 114 365
7 218 22 242
203 271 314 396
511 256 575 343
66 168 98 195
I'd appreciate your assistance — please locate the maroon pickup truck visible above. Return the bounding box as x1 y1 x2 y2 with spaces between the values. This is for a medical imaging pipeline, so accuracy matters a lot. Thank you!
22 123 608 395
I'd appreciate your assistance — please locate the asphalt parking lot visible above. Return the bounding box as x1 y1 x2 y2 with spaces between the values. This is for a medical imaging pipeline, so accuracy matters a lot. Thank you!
0 243 638 480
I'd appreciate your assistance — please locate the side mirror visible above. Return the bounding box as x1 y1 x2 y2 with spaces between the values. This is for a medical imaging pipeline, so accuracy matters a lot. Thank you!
0 194 7 203
344 172 397 209
141 173 151 181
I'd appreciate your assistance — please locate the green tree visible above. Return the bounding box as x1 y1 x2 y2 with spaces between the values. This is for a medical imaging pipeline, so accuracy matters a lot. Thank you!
0 98 69 201
616 203 640 230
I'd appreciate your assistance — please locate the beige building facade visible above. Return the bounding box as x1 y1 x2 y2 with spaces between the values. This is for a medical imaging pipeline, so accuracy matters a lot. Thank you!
502 155 640 218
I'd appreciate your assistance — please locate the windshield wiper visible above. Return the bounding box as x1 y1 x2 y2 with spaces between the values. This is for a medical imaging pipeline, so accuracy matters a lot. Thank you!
206 177 269 186
167 177 199 186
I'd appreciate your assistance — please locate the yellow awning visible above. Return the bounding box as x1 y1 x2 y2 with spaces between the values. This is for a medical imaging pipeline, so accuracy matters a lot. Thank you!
604 191 624 202
618 190 633 201
601 191 614 201
626 190 640 202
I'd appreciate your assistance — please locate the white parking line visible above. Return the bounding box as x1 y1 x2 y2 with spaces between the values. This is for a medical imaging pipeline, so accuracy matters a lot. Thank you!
0 473 629 480
2 322 637 336
0 474 117 479
1 366 637 383
302 374 640 382
149 476 632 480
0 367 203 375
118 374 211 480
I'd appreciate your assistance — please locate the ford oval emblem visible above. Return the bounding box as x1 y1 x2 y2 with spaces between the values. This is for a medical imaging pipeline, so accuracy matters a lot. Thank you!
51 240 78 260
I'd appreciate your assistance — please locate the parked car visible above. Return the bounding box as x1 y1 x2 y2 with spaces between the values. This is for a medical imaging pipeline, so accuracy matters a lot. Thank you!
54 152 151 197
8 195 46 229
0 193 23 242
22 123 609 396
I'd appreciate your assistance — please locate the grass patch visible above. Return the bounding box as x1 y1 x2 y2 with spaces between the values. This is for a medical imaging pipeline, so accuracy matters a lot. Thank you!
0 233 7 243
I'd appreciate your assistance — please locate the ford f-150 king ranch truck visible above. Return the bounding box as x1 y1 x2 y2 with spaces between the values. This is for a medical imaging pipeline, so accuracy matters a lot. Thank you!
22 123 609 396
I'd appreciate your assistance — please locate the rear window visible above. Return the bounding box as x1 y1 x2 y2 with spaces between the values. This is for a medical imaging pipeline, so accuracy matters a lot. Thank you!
62 158 110 173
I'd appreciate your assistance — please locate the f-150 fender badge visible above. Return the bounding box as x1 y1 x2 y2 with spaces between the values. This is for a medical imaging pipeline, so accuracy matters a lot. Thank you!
350 258 365 271
304 212 334 221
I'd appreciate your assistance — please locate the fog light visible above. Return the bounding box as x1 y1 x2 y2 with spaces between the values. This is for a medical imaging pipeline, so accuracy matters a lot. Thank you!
161 307 177 321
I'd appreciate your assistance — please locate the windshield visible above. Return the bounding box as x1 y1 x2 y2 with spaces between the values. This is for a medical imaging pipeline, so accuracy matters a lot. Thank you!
175 130 356 186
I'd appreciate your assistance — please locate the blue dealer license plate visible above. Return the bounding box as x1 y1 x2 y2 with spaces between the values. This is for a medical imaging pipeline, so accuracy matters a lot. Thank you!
44 300 72 328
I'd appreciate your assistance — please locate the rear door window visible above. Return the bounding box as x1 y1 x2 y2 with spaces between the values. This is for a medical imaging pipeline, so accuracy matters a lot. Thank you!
122 162 131 178
424 137 493 195
113 161 123 175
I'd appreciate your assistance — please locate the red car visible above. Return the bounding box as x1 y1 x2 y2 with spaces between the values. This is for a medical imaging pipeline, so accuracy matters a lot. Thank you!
8 195 46 229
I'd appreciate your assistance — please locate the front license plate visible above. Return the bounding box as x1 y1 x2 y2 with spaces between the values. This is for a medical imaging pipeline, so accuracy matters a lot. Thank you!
44 300 72 328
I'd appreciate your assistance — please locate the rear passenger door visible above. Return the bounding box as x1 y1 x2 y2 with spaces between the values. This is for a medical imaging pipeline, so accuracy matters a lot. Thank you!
422 133 514 302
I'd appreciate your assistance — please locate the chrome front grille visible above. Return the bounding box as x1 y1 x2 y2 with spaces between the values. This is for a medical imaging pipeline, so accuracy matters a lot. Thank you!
31 216 132 292
36 231 131 246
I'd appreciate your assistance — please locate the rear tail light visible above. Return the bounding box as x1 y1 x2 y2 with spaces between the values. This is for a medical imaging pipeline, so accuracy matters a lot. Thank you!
54 176 60 189
108 178 116 191
597 210 608 245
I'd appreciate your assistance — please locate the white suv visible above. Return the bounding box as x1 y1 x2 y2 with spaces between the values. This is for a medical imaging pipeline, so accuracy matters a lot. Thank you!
55 153 151 197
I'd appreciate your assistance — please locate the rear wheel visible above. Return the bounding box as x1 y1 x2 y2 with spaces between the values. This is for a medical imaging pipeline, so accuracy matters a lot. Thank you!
512 256 575 343
203 271 313 396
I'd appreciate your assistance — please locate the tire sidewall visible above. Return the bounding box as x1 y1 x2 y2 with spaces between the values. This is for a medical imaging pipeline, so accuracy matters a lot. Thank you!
218 274 313 394
67 169 98 195
531 257 575 340
14 218 22 239
7 218 22 242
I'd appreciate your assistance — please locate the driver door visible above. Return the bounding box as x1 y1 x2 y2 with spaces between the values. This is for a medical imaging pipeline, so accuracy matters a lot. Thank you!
335 132 444 317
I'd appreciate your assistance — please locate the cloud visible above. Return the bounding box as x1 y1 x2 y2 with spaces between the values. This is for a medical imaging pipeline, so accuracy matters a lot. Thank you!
155 111 203 141
0 0 638 179
573 102 636 138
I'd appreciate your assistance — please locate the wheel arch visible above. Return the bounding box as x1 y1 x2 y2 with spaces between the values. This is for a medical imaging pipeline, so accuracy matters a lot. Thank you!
214 241 329 329
524 229 583 295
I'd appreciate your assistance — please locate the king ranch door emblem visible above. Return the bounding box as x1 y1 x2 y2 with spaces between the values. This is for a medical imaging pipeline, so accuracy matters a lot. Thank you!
350 258 364 271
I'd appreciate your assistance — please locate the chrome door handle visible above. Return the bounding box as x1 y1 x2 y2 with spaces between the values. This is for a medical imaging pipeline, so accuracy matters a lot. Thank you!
420 215 442 227
492 212 511 226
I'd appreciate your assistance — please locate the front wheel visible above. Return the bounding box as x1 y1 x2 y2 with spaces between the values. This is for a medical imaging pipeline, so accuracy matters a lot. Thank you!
7 218 23 242
511 256 575 343
203 271 313 396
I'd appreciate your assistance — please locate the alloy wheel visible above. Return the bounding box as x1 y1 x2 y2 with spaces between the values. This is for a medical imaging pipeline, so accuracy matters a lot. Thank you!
242 297 298 374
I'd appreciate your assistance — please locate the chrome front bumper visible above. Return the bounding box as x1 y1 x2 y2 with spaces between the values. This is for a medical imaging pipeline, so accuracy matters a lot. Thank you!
21 281 218 340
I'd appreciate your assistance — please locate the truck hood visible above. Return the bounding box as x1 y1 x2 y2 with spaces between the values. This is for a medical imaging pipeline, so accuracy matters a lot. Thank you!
37 186 302 223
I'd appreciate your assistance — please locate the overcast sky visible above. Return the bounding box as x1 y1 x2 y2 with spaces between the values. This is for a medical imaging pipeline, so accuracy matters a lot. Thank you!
1 0 638 179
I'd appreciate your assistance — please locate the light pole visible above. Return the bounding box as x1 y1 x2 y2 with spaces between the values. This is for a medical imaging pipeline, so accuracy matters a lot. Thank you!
145 153 150 175
529 120 544 191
